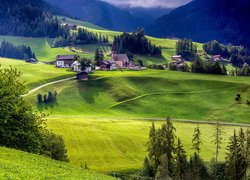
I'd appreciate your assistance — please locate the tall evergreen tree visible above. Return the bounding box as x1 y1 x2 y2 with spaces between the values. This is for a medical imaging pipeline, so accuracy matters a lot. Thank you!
211 121 224 177
192 125 202 155
175 138 188 180
225 130 247 179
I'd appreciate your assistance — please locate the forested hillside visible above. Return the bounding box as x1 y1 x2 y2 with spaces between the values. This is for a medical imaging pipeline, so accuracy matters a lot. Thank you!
0 0 68 37
146 0 250 47
46 0 145 31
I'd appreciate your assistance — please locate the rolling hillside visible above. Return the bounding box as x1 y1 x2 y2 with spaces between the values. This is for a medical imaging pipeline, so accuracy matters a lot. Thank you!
25 70 250 123
0 58 75 89
0 146 114 179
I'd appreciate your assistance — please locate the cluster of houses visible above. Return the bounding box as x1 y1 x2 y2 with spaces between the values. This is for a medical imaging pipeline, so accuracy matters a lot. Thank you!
54 52 144 80
98 52 143 70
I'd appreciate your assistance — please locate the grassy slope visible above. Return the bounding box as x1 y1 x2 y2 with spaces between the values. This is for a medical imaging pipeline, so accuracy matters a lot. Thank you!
0 36 81 62
26 70 250 123
0 146 114 179
47 118 245 173
57 16 105 30
0 58 75 89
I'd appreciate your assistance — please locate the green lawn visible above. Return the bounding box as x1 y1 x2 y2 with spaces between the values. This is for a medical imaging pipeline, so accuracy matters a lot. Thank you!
26 70 250 123
0 146 114 179
0 58 75 89
0 36 82 62
47 117 246 173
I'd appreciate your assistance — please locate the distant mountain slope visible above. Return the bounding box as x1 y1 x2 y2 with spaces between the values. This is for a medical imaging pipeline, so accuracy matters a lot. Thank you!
46 0 145 31
0 146 114 179
0 0 68 37
146 0 250 47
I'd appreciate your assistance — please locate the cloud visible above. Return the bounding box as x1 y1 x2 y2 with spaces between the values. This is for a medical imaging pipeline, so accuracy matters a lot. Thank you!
100 0 192 8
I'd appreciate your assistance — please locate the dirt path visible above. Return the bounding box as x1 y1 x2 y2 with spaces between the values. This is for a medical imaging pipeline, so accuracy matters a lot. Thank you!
21 77 75 97
47 116 250 127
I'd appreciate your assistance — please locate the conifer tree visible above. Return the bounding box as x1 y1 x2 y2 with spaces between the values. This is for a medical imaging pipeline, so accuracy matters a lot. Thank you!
192 125 202 155
211 121 224 177
156 154 171 180
175 138 188 180
225 130 247 179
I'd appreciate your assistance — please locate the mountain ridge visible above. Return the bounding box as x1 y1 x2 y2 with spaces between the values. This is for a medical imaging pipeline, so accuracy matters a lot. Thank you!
146 0 250 47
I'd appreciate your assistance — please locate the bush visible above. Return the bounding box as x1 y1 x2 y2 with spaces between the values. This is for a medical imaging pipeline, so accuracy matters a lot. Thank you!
42 131 69 162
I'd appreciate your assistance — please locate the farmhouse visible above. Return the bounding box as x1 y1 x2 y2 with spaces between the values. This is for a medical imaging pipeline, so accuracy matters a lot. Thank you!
55 55 77 68
63 23 77 30
112 52 130 68
171 55 183 61
77 71 88 80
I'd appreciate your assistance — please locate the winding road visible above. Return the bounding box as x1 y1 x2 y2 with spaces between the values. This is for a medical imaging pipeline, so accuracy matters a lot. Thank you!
21 76 75 97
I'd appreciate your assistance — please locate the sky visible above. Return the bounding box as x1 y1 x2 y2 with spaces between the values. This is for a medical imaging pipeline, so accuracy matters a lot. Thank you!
100 0 193 8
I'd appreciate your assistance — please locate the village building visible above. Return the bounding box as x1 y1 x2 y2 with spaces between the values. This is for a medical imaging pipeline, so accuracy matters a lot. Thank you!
112 52 130 68
55 55 77 68
171 55 183 62
77 71 88 80
213 55 224 61
25 58 37 64
63 23 77 30
72 61 81 72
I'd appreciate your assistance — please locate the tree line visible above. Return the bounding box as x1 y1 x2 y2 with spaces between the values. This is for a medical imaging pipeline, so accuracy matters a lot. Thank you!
53 28 109 48
0 41 36 60
0 66 68 162
112 29 162 57
203 40 250 67
176 39 197 61
141 118 249 180
37 91 57 104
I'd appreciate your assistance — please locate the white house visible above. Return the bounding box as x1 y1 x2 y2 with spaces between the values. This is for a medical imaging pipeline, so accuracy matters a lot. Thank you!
56 55 77 68
72 61 81 72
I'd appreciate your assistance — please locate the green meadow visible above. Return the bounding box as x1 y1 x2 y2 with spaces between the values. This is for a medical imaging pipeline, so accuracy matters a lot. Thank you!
47 117 246 173
0 146 114 179
0 58 75 89
22 69 250 173
26 70 250 123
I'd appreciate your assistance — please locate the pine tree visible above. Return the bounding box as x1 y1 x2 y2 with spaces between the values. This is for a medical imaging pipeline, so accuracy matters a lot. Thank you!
140 157 154 178
147 122 159 173
160 117 176 177
37 94 43 103
211 121 224 177
192 124 202 155
225 130 247 179
175 138 188 180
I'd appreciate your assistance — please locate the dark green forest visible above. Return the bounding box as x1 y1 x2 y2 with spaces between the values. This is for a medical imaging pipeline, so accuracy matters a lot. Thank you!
0 0 69 37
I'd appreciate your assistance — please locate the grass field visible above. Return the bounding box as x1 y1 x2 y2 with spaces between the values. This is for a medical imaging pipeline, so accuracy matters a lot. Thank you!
47 117 247 173
0 58 75 89
26 70 250 123
0 146 114 179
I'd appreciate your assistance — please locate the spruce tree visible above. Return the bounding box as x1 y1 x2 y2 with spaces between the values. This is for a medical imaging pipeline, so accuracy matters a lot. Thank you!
225 130 247 179
211 121 224 177
156 154 171 180
175 138 188 180
192 124 202 155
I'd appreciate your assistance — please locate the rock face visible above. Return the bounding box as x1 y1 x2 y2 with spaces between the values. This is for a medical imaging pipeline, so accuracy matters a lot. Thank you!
146 0 250 47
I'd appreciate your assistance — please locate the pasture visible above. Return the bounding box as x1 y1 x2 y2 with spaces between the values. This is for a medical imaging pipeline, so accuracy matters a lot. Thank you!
47 117 247 173
26 70 250 123
0 58 75 89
